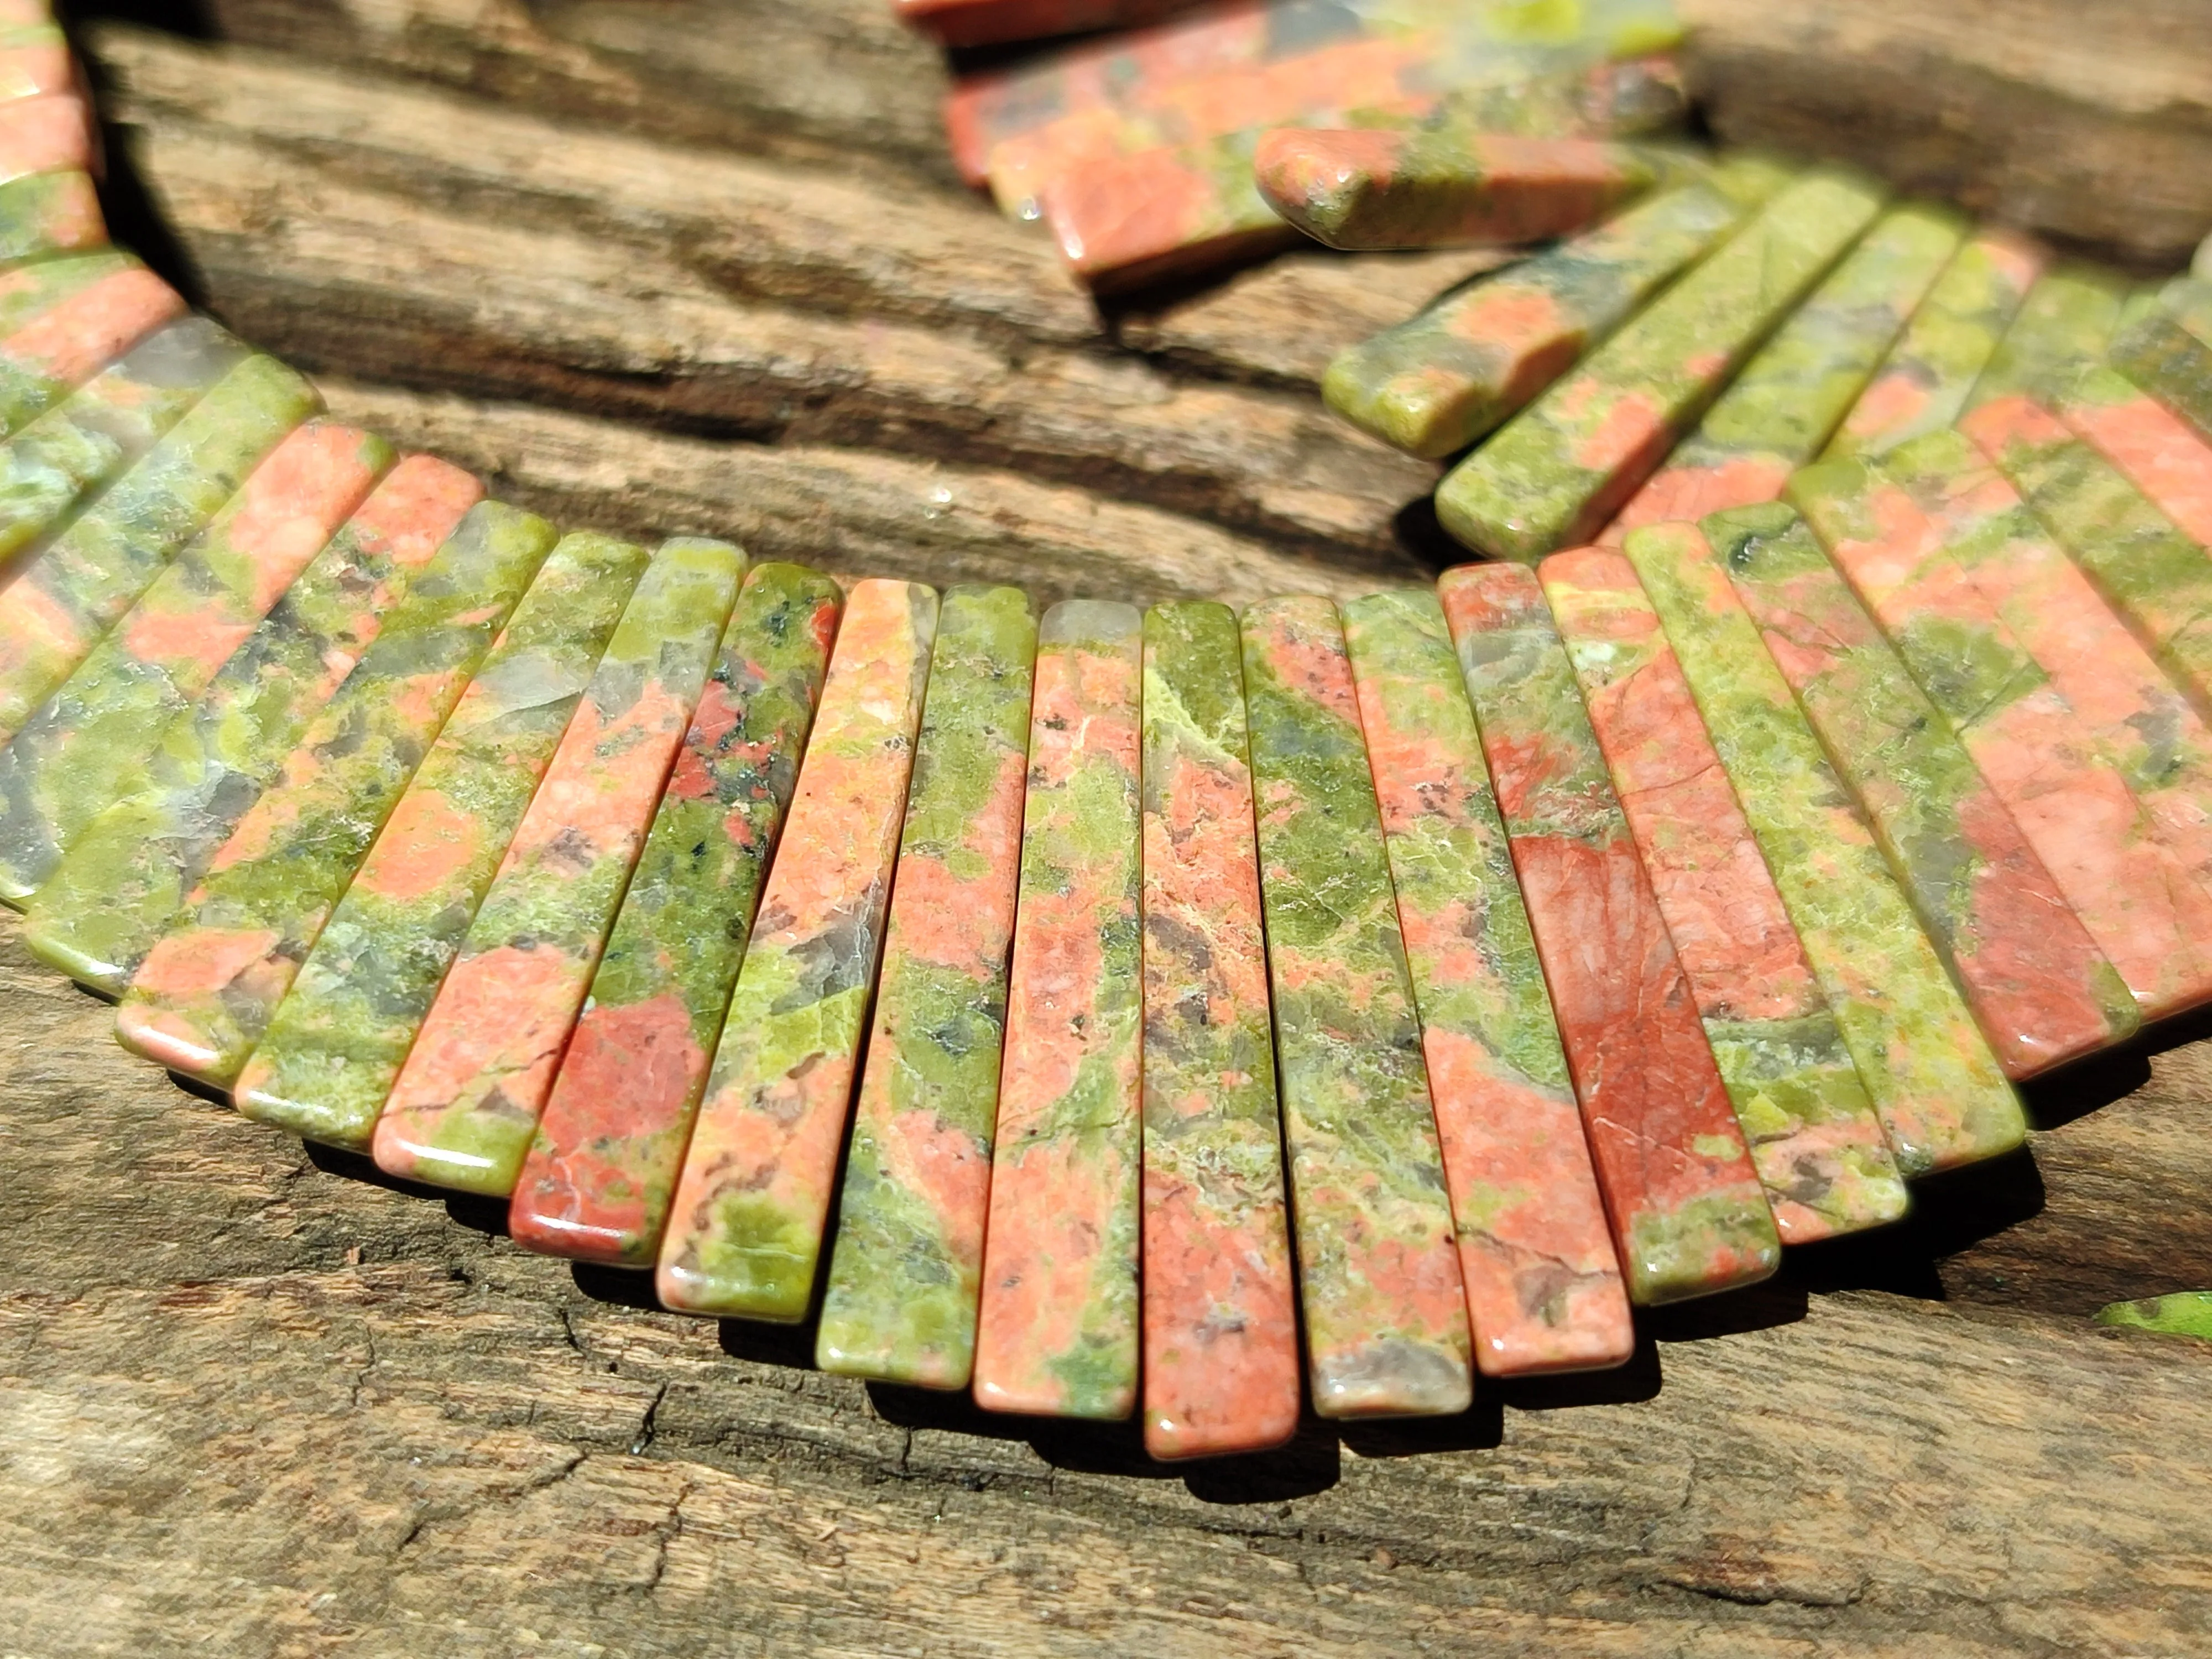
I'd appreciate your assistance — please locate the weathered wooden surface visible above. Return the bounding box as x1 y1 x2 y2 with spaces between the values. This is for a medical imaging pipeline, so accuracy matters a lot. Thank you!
4 4 2211 1653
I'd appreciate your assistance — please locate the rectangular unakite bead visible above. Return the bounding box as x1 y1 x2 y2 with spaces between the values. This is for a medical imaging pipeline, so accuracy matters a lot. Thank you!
1792 459 2212 1026
972 599 1144 1420
1824 228 2046 460
0 316 249 578
368 539 745 1193
1323 176 1761 460
509 564 841 1267
1537 550 1908 1243
2057 361 2212 549
19 458 484 990
0 352 321 744
1881 426 2212 916
1339 588 1632 1373
1438 565 1778 1304
1436 166 1886 561
1965 266 2127 413
814 586 1037 1394
1238 594 1473 1413
1729 489 2145 1062
1255 129 1656 252
2108 278 2212 449
229 532 662 1151
0 170 103 263
1623 517 2026 1176
655 578 937 1323
108 503 560 1083
1600 202 1964 542
0 254 184 437
0 93 93 187
0 422 392 903
1129 601 1300 1454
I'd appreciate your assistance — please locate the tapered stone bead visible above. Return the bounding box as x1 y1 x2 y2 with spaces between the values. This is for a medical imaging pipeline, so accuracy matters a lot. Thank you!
1624 517 2025 1176
972 601 1144 1420
896 0 1199 48
509 565 840 1268
1129 601 1301 1453
1324 173 1769 460
812 587 1036 1393
232 533 661 1151
1790 461 2212 1029
2107 278 2212 452
108 504 558 1082
0 255 183 437
1825 228 2046 460
0 352 320 745
1538 550 1908 1242
1439 565 1780 1302
2057 362 2212 549
0 93 92 185
22 458 483 989
1959 393 2212 720
1340 588 1632 1371
1881 427 2212 917
655 579 937 1322
0 315 247 579
1239 596 1472 1412
369 540 743 1192
0 170 102 262
0 422 392 904
1600 202 1963 542
1730 488 2143 1063
1437 167 1886 560
1966 266 2126 413
1256 129 1655 252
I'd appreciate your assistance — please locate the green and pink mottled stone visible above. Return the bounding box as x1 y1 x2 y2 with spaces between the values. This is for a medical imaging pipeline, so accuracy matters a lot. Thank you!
813 586 1037 1392
0 422 392 904
1727 487 2142 1066
0 255 184 437
20 458 485 992
1132 600 1300 1453
0 92 93 187
1537 549 1907 1241
1240 594 1474 1412
1623 515 2025 1176
1600 201 1963 542
972 600 1144 1420
1439 564 1780 1303
230 531 661 1151
2056 361 2212 549
88 502 554 1040
1965 266 2126 414
510 563 841 1269
1437 166 1885 561
0 168 103 263
1339 587 1632 1373
2108 278 2212 451
655 578 938 1323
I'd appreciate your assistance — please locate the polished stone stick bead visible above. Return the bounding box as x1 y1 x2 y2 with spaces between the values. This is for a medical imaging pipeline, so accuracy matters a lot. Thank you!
895 0 1199 49
1323 171 1773 461
96 502 555 1056
1825 228 2047 460
1255 129 1655 252
2057 362 2212 549
1624 517 2026 1176
0 352 320 744
1339 588 1633 1371
971 599 1144 1420
0 315 248 578
1789 461 2212 1027
0 422 392 904
370 539 745 1193
1730 489 2144 1063
655 578 937 1322
0 170 103 262
814 587 1036 1392
1881 426 2212 911
20 458 483 990
0 93 92 185
1600 202 1964 543
1239 595 1474 1412
231 533 661 1152
1437 167 1887 561
0 255 184 437
1129 600 1300 1453
1537 550 1908 1241
510 565 840 1269
0 25 70 98
1966 266 2127 413
2107 278 2212 452
1439 565 1780 1302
